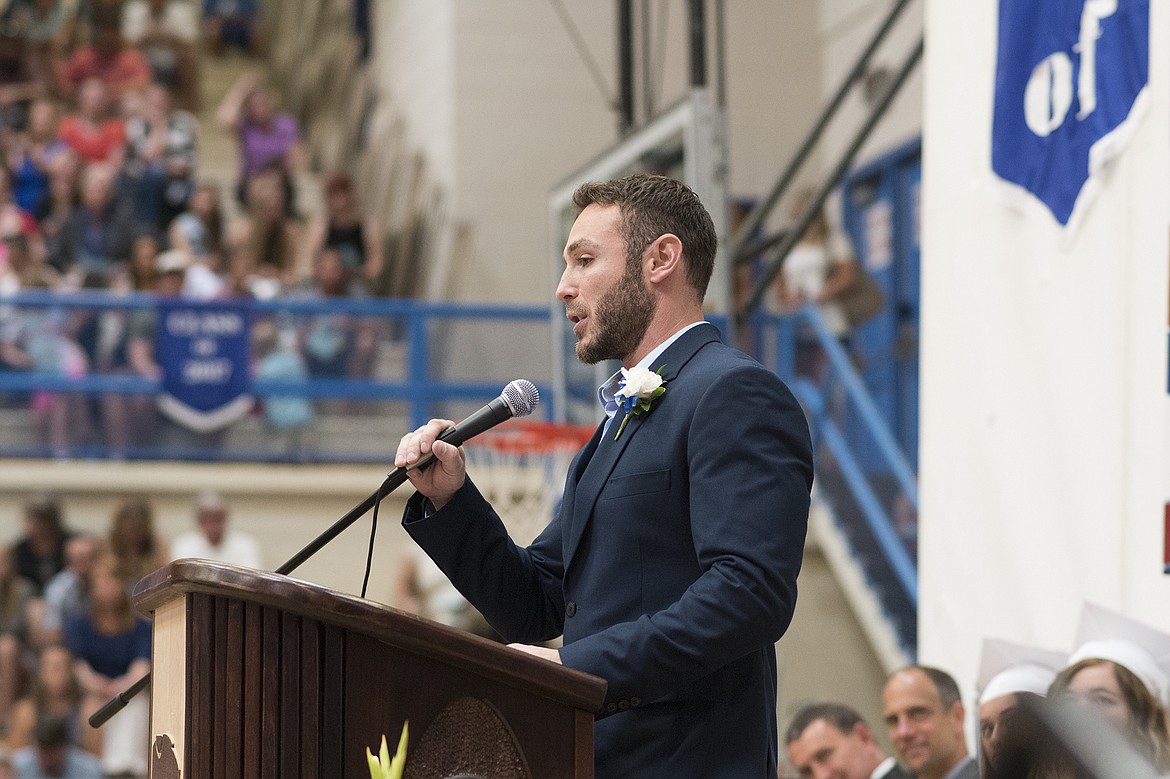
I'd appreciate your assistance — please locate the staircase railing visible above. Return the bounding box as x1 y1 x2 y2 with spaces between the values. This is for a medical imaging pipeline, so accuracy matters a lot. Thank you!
760 304 918 651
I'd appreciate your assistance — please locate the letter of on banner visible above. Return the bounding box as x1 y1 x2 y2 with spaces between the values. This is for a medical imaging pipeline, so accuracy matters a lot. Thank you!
991 0 1149 229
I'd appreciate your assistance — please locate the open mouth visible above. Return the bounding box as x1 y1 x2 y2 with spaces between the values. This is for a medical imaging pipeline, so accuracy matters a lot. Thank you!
567 312 586 336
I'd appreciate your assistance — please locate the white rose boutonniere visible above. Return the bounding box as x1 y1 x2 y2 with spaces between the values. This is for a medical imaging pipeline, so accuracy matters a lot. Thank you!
612 365 666 440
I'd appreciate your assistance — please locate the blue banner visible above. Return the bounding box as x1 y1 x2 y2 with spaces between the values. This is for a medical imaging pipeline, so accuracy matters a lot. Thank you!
156 300 253 432
992 0 1148 227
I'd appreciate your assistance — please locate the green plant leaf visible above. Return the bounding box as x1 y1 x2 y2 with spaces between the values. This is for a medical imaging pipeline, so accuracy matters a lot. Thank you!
388 721 409 779
378 734 391 779
367 747 382 779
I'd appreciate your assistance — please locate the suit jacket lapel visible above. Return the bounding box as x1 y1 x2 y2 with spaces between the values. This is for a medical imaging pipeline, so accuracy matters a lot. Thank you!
563 323 721 567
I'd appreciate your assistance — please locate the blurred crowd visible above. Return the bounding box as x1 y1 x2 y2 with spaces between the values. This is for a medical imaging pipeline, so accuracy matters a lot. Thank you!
0 490 259 778
0 0 387 458
782 603 1170 779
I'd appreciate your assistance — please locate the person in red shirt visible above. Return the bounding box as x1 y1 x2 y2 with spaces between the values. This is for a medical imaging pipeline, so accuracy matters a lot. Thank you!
58 15 150 103
57 78 125 166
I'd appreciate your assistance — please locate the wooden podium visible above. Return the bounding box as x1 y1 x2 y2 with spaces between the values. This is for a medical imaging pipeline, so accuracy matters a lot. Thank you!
133 560 607 778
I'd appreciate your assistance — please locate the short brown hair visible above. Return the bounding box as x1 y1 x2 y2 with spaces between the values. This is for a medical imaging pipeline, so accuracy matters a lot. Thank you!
572 173 716 300
785 702 866 744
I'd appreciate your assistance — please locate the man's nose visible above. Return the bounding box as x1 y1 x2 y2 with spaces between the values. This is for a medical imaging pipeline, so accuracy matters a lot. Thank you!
556 269 575 302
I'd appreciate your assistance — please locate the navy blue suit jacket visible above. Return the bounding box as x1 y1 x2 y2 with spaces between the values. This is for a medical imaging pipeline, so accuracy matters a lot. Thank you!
404 323 813 778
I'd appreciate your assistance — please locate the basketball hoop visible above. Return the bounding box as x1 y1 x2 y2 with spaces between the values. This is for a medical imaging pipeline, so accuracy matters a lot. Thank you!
463 420 595 546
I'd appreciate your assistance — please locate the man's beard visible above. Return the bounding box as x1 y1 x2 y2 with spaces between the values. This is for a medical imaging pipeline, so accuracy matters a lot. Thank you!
575 261 656 365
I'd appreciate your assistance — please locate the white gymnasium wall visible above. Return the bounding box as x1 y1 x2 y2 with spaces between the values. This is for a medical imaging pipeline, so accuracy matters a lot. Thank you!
372 1 823 305
373 0 458 196
817 0 923 169
919 0 1170 703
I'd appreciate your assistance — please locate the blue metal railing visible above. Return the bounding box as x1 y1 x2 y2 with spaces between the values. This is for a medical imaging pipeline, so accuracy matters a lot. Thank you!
757 303 918 647
0 291 553 461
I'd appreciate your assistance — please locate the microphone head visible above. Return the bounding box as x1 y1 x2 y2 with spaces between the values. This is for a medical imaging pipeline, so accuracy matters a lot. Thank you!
500 379 539 418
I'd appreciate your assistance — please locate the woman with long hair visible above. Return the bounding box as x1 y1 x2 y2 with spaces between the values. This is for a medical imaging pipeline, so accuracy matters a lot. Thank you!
63 552 150 775
0 546 34 733
1049 656 1170 772
106 495 168 586
7 643 98 755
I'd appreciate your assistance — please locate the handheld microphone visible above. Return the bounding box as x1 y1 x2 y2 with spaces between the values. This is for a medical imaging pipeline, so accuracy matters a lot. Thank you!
385 379 540 485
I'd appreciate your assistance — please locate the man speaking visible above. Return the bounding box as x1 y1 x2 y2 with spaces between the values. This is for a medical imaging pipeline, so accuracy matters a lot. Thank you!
396 174 813 778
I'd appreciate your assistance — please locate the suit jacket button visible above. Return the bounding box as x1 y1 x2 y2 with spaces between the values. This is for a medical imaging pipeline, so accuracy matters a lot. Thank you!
565 601 577 617
630 697 641 707
606 703 617 713
618 700 629 710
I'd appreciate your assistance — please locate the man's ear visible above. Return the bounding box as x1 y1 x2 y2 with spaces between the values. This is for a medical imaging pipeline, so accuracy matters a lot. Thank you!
646 233 683 284
852 721 875 745
949 701 966 732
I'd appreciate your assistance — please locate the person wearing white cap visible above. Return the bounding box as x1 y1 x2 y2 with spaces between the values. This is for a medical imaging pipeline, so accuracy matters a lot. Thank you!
974 638 1064 777
1048 602 1170 772
169 490 262 569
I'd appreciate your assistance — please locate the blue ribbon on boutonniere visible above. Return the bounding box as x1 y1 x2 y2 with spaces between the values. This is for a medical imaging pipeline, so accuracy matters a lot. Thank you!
612 365 666 440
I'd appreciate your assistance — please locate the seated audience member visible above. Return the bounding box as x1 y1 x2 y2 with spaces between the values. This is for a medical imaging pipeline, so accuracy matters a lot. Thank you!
49 161 135 280
202 0 263 57
0 546 35 732
23 0 76 88
0 12 44 133
56 78 125 167
170 490 261 568
169 181 225 298
0 274 91 456
10 495 71 596
63 553 150 777
975 638 1064 777
1048 602 1170 772
8 644 99 756
57 13 150 104
390 544 481 634
123 229 161 292
0 165 45 259
11 714 103 779
70 233 158 457
6 99 70 216
121 83 196 230
882 665 977 779
0 233 58 298
224 165 305 295
305 173 383 291
107 495 169 587
981 695 1097 779
785 702 910 779
297 247 376 381
35 536 100 648
216 71 303 205
251 321 314 437
121 0 199 108
33 150 79 262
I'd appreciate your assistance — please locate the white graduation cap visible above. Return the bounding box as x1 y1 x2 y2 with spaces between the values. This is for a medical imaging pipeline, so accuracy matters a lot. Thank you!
1067 601 1170 706
977 637 1066 705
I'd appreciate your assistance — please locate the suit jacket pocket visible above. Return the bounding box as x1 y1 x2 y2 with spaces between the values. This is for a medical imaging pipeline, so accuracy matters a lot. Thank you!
602 469 670 499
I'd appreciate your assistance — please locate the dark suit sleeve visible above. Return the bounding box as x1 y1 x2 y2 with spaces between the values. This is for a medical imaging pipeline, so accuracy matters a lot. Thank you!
558 364 812 706
403 478 569 643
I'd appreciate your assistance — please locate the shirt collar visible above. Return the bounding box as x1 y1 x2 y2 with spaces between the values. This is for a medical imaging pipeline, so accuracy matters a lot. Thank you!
597 320 705 419
941 756 975 779
870 757 897 779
